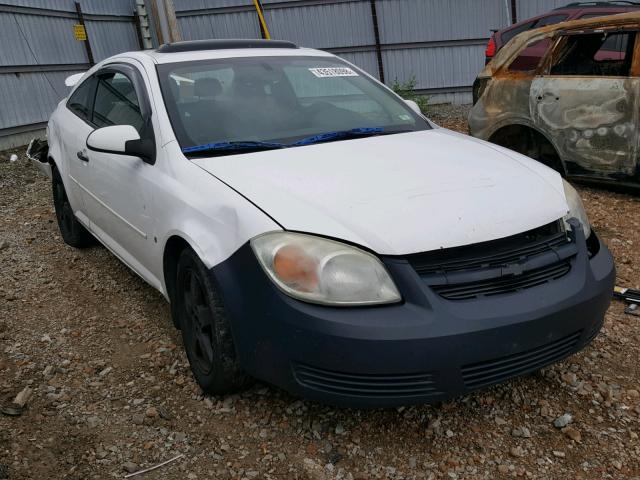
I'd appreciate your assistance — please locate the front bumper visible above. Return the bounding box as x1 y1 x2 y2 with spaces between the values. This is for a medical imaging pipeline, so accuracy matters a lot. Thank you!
212 232 615 408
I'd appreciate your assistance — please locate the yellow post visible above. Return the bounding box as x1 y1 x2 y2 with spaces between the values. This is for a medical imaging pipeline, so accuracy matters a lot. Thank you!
252 0 271 40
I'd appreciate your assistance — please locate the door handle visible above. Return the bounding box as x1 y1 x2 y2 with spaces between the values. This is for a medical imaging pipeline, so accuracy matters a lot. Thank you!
77 151 89 162
537 93 560 102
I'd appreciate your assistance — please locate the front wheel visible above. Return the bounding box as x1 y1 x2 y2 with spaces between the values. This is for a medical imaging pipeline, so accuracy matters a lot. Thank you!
175 248 251 395
51 166 94 248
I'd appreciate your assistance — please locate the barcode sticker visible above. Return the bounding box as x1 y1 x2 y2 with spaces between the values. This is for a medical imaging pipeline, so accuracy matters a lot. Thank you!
309 67 359 78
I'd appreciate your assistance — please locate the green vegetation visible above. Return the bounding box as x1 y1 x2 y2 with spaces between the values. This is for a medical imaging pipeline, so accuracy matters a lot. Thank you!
391 75 429 114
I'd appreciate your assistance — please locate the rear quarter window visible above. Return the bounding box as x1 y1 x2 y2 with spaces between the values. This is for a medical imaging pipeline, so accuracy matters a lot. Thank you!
535 14 569 27
500 14 568 47
508 38 555 72
67 77 95 121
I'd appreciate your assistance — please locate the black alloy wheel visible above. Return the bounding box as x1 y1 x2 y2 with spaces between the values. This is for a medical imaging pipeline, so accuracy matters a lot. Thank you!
51 166 94 248
175 248 250 394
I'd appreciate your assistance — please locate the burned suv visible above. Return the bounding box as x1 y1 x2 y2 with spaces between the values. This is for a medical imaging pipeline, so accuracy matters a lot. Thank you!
470 12 640 187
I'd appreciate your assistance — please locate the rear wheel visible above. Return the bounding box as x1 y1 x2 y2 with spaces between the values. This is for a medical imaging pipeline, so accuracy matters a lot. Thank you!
175 248 250 394
51 166 94 248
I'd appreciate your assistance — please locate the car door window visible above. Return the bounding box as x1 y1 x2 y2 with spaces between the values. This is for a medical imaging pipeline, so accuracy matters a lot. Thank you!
92 72 145 132
508 38 555 72
67 77 96 121
550 32 636 76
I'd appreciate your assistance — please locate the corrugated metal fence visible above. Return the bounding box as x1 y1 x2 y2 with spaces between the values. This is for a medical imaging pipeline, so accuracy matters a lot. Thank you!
0 0 140 148
516 0 579 20
170 0 576 105
174 0 511 105
0 0 579 149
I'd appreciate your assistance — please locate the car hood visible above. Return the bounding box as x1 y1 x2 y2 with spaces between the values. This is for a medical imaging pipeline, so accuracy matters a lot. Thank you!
193 128 569 255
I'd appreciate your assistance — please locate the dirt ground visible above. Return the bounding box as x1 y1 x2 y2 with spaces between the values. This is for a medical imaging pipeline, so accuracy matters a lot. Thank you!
1 112 639 480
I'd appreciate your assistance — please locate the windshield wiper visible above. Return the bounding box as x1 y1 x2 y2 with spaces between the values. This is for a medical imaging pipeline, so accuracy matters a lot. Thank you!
182 140 285 156
291 127 389 146
183 128 410 155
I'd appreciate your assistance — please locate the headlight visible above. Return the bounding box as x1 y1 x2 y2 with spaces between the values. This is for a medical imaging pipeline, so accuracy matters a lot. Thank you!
562 180 591 238
250 232 401 306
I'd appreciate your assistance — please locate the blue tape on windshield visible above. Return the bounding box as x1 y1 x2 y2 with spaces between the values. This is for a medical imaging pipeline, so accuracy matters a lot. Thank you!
292 127 384 146
182 141 285 153
182 128 385 152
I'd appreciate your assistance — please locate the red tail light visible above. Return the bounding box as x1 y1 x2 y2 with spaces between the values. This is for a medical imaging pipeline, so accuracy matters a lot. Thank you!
485 36 496 58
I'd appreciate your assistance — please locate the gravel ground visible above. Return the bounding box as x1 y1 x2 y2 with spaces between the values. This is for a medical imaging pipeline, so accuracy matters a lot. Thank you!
427 104 472 133
1 108 639 480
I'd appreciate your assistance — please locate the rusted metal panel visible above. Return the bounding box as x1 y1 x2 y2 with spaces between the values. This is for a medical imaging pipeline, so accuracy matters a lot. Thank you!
469 12 640 183
468 76 534 136
530 77 638 175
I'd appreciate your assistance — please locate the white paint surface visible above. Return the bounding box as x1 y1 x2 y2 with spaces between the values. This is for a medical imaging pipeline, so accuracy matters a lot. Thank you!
45 46 571 299
195 128 568 255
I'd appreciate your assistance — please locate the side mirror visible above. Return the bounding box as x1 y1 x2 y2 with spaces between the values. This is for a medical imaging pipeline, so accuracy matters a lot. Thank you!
86 125 155 164
404 99 422 115
87 125 139 153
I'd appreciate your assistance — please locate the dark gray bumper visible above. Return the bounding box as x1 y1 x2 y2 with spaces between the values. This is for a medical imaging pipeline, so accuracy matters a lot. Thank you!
212 231 615 408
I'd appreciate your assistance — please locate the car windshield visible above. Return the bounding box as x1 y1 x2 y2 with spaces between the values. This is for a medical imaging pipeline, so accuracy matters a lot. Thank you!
157 56 430 156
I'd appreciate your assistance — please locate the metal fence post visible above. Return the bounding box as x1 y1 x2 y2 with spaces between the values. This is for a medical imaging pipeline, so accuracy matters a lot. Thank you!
369 0 385 84
164 0 181 43
148 0 181 45
75 1 94 65
254 0 271 39
135 0 153 49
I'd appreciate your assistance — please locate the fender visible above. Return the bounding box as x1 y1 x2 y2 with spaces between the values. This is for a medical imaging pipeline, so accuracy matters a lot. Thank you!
153 142 282 299
158 207 279 287
481 118 568 176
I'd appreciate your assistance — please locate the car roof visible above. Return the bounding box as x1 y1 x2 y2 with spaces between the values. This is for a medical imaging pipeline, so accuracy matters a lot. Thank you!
88 41 337 83
145 46 334 64
554 1 640 11
522 9 640 37
498 2 638 36
109 39 333 65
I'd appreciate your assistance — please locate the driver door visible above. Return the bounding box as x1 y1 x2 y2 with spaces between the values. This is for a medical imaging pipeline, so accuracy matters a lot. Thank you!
80 65 160 288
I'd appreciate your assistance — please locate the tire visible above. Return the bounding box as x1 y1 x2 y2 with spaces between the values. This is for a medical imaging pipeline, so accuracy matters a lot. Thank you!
175 248 251 395
51 166 94 248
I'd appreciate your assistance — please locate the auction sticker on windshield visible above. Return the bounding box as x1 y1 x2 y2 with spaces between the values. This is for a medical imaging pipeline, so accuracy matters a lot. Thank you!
309 67 358 78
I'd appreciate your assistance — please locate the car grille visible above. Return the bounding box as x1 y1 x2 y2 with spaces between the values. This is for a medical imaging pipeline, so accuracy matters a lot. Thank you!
461 331 582 389
293 364 441 398
433 262 571 300
405 221 576 300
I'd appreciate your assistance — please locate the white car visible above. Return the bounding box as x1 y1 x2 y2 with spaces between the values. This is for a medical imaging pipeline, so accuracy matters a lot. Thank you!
33 39 615 408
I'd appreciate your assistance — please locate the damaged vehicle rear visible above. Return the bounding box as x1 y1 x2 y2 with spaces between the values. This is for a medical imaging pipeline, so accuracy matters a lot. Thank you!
470 12 640 187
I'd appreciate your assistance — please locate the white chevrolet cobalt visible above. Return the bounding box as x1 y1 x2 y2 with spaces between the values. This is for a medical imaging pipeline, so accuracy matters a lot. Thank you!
34 39 615 407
